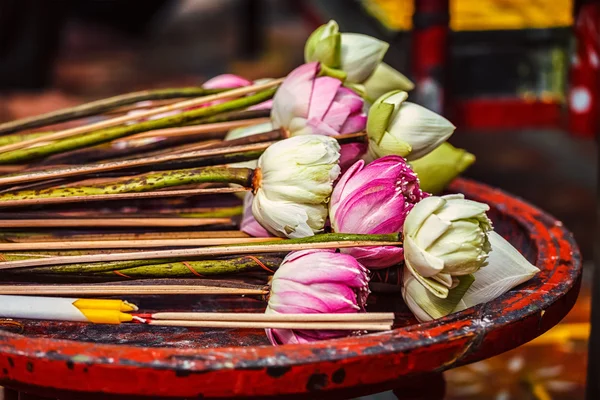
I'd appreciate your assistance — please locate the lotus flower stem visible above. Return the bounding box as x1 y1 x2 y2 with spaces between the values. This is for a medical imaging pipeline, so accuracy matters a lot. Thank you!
0 284 268 296
4 255 283 279
38 108 271 166
0 187 248 208
0 233 401 270
0 87 228 135
0 87 278 164
0 166 254 206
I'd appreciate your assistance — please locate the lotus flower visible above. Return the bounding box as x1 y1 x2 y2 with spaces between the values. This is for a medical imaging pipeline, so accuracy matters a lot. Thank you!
252 135 341 238
403 231 539 322
265 249 369 345
403 194 493 299
366 90 455 161
271 62 367 136
329 156 426 268
304 20 388 84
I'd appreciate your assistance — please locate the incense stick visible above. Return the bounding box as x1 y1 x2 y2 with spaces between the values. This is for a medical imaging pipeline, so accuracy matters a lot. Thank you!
144 320 391 331
0 187 249 207
149 312 394 322
0 237 281 250
0 80 283 154
0 285 268 296
0 235 400 270
114 118 270 142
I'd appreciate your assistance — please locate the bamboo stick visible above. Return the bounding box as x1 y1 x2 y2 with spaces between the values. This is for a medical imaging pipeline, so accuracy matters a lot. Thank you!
144 320 392 331
149 312 395 322
0 237 281 250
0 187 249 207
113 118 270 142
0 80 282 154
0 87 227 135
0 285 268 296
0 218 234 229
0 230 250 243
0 234 401 270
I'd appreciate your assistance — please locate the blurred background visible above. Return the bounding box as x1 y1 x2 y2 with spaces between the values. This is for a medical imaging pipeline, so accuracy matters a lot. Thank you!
0 0 596 399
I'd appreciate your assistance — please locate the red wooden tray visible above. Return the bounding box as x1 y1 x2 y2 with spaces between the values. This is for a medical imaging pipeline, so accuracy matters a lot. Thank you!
0 178 582 399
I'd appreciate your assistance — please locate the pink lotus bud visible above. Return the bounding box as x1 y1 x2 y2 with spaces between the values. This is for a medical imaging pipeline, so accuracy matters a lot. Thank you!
271 62 367 138
265 249 369 345
330 155 427 268
202 74 253 89
240 192 272 237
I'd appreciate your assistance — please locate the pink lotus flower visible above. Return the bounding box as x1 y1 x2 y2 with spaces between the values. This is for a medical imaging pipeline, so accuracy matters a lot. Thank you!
330 156 427 269
271 62 368 165
240 192 272 237
202 74 253 89
265 249 369 345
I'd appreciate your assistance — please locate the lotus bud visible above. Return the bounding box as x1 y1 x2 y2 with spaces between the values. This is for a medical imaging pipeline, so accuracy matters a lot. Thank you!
202 74 253 89
271 62 367 137
305 20 389 84
329 156 426 268
403 231 539 322
403 194 493 299
363 63 415 101
265 249 369 345
252 135 341 238
366 90 455 161
409 143 475 194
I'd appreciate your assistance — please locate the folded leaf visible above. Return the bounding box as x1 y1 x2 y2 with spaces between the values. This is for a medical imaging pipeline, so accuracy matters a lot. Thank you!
454 231 540 312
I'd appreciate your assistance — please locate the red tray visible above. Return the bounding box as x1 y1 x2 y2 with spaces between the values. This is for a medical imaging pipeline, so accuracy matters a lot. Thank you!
0 178 582 399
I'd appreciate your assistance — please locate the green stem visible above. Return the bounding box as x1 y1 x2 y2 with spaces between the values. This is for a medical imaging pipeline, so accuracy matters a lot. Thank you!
0 166 253 202
229 233 401 247
0 132 50 146
180 205 243 218
93 255 283 278
0 88 277 164
0 87 226 135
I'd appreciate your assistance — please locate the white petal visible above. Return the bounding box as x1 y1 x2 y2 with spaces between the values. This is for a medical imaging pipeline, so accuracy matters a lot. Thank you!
454 232 540 311
225 121 274 141
404 235 444 277
387 102 456 160
414 214 451 249
403 196 446 235
340 33 389 83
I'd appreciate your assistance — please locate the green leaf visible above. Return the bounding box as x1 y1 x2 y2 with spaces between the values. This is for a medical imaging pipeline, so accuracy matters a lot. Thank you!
410 143 476 194
367 102 395 143
406 273 475 320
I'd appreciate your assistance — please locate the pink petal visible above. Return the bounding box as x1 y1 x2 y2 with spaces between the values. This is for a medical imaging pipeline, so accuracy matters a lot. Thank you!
308 76 342 120
271 63 318 128
248 99 273 111
341 246 405 269
321 101 351 132
334 87 364 114
305 117 343 136
339 112 367 134
202 74 252 89
240 193 272 237
330 159 364 217
339 143 367 173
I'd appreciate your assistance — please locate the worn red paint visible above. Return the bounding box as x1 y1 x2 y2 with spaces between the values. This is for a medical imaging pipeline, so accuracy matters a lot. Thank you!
0 179 582 399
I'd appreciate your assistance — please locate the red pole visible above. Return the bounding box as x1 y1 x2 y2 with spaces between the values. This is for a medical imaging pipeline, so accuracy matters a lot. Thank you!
411 0 450 114
568 3 600 138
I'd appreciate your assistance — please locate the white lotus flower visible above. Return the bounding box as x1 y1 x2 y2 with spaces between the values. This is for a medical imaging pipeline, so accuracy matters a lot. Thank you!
304 20 389 84
252 135 341 238
403 194 493 298
402 231 540 322
366 90 455 161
